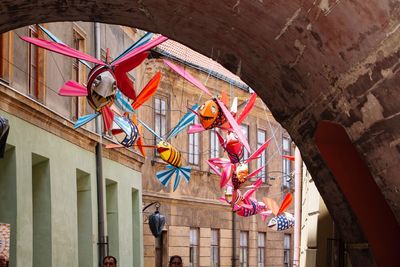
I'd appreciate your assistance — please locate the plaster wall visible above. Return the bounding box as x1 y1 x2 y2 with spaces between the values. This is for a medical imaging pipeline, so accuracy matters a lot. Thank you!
0 110 143 267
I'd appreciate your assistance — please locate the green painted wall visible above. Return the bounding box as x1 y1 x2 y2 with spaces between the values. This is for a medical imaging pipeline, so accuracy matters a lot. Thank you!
0 111 143 267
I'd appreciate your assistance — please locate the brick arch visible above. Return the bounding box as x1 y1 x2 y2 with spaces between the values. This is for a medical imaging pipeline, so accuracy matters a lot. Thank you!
1 1 400 266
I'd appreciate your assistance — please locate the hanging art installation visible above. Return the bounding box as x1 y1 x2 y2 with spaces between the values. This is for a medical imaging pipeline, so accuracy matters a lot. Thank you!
264 193 295 231
163 59 251 153
20 24 295 233
163 58 295 228
106 72 162 156
138 105 199 191
20 26 167 131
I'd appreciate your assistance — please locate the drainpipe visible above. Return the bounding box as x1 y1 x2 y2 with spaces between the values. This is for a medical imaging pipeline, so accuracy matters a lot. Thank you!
293 147 302 267
232 211 238 267
94 22 108 267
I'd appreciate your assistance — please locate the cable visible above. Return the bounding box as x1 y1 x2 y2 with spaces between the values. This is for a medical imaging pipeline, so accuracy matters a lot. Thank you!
0 54 66 96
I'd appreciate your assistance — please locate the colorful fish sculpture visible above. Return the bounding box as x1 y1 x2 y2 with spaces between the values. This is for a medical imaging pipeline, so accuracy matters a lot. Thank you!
219 178 263 207
234 197 271 218
105 71 162 156
208 135 271 188
21 26 167 131
216 131 244 164
263 193 295 231
163 59 253 153
138 104 199 191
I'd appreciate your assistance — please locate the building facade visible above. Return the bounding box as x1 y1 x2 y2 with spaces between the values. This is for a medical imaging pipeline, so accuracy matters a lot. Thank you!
139 44 296 267
0 22 295 267
0 22 146 267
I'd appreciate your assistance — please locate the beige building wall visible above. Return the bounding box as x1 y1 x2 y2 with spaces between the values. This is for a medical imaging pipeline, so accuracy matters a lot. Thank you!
140 57 295 267
0 22 146 267
300 164 334 267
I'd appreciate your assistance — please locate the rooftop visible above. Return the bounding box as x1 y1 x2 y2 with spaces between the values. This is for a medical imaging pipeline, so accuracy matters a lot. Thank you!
154 39 251 91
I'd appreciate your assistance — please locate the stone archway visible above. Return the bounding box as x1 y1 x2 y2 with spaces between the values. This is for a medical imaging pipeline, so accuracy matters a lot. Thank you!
1 1 400 266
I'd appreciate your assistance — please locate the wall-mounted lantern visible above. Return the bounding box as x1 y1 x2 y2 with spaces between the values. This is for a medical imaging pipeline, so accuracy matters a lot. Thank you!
0 116 9 158
142 201 165 238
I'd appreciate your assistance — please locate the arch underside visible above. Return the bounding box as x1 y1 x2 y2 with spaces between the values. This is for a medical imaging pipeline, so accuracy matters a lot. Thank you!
1 1 400 266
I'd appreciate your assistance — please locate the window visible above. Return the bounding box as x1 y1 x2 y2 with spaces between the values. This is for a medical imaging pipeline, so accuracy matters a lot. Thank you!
72 28 86 120
0 34 3 79
284 234 291 267
210 129 219 159
282 136 291 188
28 25 45 102
239 231 248 267
28 26 39 99
241 124 249 160
154 96 167 146
189 116 200 165
257 232 266 267
211 229 219 267
257 129 267 182
190 228 199 267
0 33 10 81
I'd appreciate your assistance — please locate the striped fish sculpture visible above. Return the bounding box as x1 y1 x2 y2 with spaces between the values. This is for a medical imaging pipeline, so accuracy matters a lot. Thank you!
112 116 138 147
234 198 269 218
139 104 198 191
105 72 162 157
155 141 191 191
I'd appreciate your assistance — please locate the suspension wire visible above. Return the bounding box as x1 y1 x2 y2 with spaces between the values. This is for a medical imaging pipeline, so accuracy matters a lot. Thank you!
264 105 283 157
196 49 218 103
49 52 68 84
0 54 67 97
7 34 289 178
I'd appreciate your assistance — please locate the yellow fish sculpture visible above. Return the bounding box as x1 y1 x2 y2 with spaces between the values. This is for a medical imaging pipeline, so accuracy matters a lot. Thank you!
139 104 199 191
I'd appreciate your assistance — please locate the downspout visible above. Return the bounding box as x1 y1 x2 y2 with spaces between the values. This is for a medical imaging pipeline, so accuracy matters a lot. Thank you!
231 63 241 267
293 147 302 267
94 22 108 267
232 211 238 267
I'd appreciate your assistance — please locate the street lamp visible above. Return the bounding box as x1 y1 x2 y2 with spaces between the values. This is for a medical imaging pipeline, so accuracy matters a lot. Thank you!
0 116 10 158
142 201 165 238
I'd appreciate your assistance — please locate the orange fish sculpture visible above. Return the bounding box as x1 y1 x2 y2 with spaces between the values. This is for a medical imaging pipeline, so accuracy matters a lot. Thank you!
163 59 254 153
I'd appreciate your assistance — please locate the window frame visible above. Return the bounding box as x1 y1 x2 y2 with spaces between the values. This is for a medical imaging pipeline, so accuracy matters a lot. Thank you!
282 136 291 188
241 124 250 161
257 232 266 267
210 128 220 159
189 228 199 267
210 229 220 267
154 95 168 153
284 234 291 267
239 231 249 267
188 116 200 165
0 32 11 82
28 25 39 100
257 129 267 183
72 25 87 121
